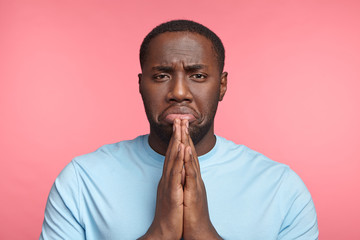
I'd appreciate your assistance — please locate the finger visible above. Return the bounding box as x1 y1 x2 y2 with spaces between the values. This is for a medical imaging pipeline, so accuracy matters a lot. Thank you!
165 118 181 156
184 146 197 190
163 119 181 175
173 118 182 143
187 133 200 172
181 166 185 186
181 119 190 146
169 143 185 187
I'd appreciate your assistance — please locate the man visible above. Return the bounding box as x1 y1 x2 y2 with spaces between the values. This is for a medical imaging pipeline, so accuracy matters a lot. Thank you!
40 20 318 239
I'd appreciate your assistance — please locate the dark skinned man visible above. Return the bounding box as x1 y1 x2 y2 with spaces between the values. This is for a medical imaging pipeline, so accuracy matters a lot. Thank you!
40 20 318 240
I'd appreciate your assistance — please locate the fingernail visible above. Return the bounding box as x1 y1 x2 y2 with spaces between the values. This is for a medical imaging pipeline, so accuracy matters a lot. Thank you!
186 121 189 128
173 124 176 132
185 127 189 135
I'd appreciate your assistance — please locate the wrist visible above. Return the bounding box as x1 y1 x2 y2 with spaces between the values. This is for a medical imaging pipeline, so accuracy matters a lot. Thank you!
184 221 222 240
139 221 181 240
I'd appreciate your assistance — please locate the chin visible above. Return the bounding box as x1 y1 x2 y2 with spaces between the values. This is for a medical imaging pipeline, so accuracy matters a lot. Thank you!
150 121 173 144
189 123 212 145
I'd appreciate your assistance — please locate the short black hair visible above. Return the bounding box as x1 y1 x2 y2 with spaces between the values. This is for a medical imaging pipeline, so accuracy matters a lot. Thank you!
140 19 225 72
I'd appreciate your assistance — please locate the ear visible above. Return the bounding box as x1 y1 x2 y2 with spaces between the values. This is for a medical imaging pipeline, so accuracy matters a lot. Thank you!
138 73 142 94
219 72 228 101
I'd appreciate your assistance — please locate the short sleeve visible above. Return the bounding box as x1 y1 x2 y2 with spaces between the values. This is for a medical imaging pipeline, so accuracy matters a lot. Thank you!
40 161 85 240
278 169 319 239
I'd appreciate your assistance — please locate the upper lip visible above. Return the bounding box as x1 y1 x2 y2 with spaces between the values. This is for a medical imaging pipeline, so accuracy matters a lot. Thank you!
159 105 199 121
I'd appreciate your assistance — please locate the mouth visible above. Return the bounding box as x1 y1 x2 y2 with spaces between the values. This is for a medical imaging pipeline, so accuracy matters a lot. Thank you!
159 106 199 124
164 113 196 124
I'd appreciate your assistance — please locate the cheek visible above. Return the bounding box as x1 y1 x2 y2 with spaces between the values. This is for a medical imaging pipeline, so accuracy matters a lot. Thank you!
143 83 167 101
193 87 220 115
141 86 165 119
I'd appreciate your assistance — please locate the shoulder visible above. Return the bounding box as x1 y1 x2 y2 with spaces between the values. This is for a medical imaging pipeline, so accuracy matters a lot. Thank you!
71 135 146 168
215 136 318 238
215 136 312 203
215 135 290 174
47 135 147 214
55 135 146 193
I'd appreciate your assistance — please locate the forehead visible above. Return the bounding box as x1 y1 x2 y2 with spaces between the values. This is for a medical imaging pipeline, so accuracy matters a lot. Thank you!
144 32 217 68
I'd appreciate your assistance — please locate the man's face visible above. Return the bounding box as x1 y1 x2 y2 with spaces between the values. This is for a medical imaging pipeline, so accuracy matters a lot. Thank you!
139 31 227 145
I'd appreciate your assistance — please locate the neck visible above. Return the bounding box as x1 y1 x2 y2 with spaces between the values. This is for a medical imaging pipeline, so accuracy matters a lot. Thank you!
148 126 216 156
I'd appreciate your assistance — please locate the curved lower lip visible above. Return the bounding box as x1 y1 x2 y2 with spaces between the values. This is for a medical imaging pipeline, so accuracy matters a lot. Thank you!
164 114 196 124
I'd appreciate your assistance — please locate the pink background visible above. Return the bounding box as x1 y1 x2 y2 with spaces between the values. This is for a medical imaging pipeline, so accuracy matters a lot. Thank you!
1 0 359 239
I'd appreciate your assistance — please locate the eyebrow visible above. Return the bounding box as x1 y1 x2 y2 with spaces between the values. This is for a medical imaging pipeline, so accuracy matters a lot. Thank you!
152 66 174 72
184 64 207 71
151 64 207 72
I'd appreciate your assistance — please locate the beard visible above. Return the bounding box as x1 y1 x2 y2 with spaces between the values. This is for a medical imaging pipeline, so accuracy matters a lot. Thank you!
145 100 219 147
141 87 221 149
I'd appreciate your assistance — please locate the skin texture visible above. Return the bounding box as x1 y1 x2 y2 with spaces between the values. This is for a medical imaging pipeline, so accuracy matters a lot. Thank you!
138 32 227 239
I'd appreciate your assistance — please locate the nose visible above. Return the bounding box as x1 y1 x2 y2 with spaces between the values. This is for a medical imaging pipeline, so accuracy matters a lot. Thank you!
167 73 193 103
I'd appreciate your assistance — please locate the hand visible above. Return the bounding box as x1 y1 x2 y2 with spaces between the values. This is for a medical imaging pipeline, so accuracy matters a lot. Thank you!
140 119 222 240
180 120 222 240
139 119 184 239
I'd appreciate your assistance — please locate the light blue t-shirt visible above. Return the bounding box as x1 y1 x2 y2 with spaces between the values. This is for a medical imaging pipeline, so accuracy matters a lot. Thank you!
40 135 318 239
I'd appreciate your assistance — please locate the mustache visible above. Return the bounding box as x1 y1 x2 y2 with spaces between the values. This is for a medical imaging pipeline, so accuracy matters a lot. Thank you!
158 104 200 121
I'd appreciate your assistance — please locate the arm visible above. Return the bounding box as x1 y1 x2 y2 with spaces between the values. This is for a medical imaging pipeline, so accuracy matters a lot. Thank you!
40 162 85 240
278 170 319 239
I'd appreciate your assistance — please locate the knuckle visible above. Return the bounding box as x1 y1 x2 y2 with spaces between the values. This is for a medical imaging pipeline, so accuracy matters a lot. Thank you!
169 169 178 177
186 168 196 178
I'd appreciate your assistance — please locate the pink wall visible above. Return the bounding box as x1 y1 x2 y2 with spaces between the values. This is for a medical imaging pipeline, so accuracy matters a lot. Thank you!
1 0 359 239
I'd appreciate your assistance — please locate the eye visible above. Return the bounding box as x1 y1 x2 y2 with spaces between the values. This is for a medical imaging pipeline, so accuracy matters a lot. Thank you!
153 74 170 82
190 73 207 81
